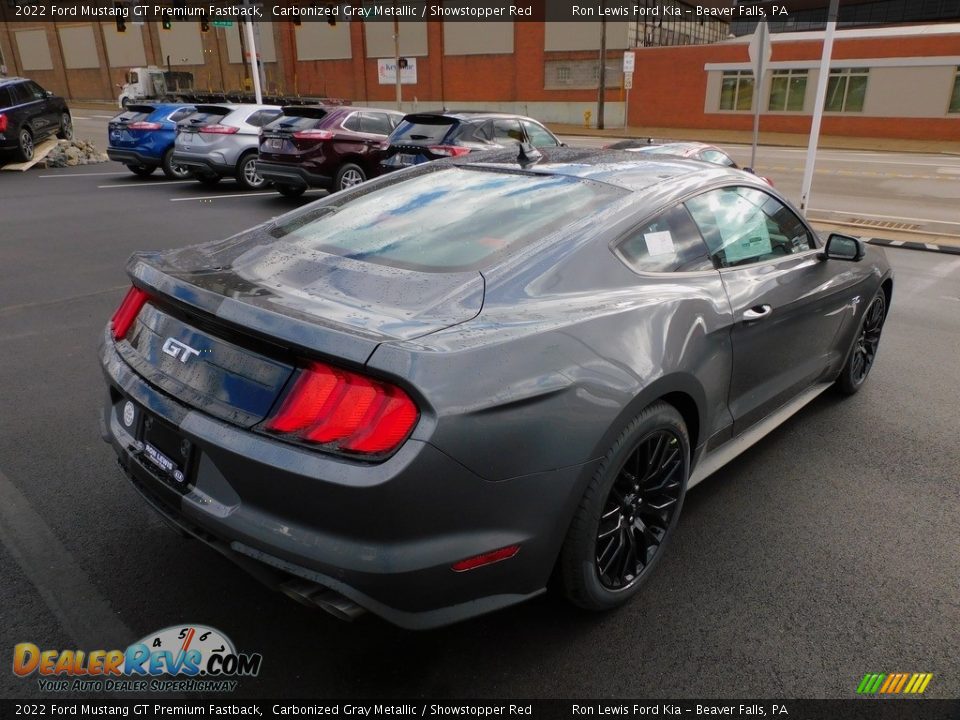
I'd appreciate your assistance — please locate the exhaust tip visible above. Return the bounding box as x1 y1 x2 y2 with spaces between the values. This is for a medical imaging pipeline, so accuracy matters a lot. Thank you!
281 580 366 622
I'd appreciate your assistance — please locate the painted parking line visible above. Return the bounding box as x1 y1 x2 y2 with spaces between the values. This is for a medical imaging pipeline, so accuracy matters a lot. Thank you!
170 191 279 202
40 171 129 178
0 465 134 649
97 180 197 189
810 209 960 227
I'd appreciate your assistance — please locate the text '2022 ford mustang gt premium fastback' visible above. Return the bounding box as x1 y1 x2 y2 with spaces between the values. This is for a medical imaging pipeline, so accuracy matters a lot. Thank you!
100 148 892 629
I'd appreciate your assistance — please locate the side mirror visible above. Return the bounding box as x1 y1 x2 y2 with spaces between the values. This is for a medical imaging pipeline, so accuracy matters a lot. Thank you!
45 90 54 98
822 233 865 262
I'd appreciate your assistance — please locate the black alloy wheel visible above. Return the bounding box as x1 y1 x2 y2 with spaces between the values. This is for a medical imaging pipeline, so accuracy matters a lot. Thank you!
560 401 689 610
17 128 34 162
838 291 886 395
595 429 684 590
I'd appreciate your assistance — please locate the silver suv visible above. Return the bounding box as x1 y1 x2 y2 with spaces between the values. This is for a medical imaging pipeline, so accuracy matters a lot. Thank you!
173 104 282 190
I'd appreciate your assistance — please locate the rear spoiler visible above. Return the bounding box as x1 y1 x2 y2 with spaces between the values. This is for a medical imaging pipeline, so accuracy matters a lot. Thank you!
280 105 331 119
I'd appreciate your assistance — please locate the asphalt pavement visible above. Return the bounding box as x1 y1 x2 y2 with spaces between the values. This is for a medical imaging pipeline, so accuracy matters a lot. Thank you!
0 164 958 700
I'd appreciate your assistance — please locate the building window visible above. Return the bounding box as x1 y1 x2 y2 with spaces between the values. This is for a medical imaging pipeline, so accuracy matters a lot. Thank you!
768 69 807 112
825 68 868 112
720 70 754 111
557 66 571 84
950 67 960 114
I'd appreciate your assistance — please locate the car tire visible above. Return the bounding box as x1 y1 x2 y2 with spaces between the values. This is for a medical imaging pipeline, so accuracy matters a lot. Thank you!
276 184 306 198
15 128 34 162
197 173 221 187
836 289 887 396
334 163 366 192
126 163 156 177
559 401 689 611
161 147 192 180
56 112 73 141
236 154 267 190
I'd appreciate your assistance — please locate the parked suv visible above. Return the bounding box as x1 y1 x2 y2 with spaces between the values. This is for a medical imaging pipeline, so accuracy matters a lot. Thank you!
172 104 282 189
107 103 195 179
0 77 72 162
380 111 562 172
257 105 404 197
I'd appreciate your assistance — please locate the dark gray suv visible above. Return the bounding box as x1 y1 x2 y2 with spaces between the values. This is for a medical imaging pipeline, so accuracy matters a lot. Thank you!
0 77 72 162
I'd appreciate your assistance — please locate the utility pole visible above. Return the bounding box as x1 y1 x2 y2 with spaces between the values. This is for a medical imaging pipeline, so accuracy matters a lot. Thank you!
597 11 607 129
800 0 839 214
393 18 402 110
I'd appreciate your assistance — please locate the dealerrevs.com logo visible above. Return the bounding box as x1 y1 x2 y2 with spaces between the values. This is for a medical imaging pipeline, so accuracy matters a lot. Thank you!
13 625 262 693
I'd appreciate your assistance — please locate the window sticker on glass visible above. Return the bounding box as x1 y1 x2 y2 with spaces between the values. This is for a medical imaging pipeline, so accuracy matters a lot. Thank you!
722 211 771 264
644 230 676 257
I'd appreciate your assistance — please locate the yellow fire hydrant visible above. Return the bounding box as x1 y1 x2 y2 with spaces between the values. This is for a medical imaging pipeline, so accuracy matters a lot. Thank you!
583 110 592 128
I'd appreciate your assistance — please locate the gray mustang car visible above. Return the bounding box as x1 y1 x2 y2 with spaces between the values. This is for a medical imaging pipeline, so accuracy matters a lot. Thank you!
100 148 891 628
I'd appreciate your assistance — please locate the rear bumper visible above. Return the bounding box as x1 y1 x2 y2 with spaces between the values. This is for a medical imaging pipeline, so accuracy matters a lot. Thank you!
108 148 160 167
99 331 583 628
172 150 234 177
255 160 331 188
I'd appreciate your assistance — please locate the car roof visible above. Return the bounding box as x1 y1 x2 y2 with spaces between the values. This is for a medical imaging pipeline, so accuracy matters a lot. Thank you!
0 77 28 87
462 147 747 194
405 110 544 122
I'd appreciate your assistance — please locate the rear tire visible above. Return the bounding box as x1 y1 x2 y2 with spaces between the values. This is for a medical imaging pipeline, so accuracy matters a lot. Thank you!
161 147 192 179
559 401 689 611
334 163 366 192
235 153 267 190
15 128 34 162
127 163 156 177
276 184 306 198
197 173 221 187
836 289 887 396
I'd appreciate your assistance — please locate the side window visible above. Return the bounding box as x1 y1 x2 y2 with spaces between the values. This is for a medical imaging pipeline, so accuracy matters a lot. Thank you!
25 81 47 100
701 149 736 167
472 122 494 142
521 120 559 148
342 113 363 132
9 83 31 104
616 204 713 273
685 187 815 269
0 87 12 108
360 112 392 136
492 119 524 144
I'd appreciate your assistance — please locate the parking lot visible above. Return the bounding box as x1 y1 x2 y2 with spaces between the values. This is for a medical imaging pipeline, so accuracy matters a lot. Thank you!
1 160 958 700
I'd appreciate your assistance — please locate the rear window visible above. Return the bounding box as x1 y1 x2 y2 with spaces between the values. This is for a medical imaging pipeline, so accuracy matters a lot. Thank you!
270 167 626 272
113 110 150 123
266 114 323 131
166 107 195 122
390 117 458 145
180 110 228 127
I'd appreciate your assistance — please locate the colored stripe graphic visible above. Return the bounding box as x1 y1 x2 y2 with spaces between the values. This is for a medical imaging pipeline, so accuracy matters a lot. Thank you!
857 673 933 694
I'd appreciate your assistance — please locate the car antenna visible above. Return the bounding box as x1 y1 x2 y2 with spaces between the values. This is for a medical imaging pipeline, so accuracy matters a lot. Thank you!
516 141 543 169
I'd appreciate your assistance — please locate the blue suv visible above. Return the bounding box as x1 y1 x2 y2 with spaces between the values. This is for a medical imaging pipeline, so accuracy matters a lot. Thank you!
107 103 195 179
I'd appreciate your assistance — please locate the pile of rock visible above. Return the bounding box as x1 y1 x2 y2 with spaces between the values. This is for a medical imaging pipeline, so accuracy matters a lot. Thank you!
44 139 110 168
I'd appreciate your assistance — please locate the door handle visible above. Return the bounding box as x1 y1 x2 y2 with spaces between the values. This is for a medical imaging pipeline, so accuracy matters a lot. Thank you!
743 304 772 321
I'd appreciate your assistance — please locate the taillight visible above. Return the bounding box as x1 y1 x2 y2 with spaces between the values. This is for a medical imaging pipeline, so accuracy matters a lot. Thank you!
292 129 334 141
0 113 8 133
762 176 775 187
127 121 162 130
264 361 418 456
110 286 149 340
199 124 239 134
429 145 470 157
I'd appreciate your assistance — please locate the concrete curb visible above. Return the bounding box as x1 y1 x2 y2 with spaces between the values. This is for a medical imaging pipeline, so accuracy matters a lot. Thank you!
863 237 960 256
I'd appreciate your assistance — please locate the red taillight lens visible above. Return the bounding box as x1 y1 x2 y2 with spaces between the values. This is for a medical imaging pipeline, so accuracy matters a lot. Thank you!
110 286 149 340
292 129 334 141
762 176 775 187
199 124 239 134
429 145 471 157
0 113 8 133
264 362 418 456
127 121 162 130
451 545 520 572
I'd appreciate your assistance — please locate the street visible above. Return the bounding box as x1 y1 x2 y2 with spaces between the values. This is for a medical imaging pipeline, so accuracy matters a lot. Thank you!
1 165 958 699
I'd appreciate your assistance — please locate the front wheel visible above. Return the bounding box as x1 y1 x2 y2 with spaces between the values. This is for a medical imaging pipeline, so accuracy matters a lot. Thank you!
836 290 887 396
126 163 156 177
15 128 34 162
161 147 192 179
236 154 267 190
57 112 73 141
559 401 689 611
